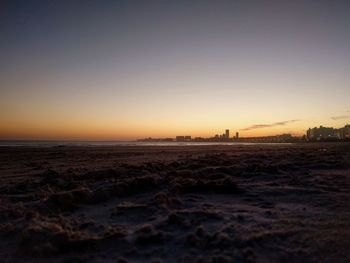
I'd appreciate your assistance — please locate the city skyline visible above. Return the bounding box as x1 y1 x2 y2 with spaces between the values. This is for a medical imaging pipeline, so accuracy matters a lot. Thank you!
1 1 350 140
138 123 350 142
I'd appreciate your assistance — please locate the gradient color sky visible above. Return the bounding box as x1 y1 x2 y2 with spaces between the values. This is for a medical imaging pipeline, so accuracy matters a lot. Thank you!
1 0 350 140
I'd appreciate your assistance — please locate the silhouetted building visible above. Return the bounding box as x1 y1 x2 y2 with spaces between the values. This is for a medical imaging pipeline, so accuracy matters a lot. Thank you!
184 136 191 141
236 132 239 140
335 125 350 140
176 136 185 142
306 125 339 141
176 136 191 142
137 137 174 142
225 129 230 139
238 133 297 143
345 125 350 139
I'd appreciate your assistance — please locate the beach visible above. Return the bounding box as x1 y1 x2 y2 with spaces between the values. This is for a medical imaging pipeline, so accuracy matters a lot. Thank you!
0 143 350 262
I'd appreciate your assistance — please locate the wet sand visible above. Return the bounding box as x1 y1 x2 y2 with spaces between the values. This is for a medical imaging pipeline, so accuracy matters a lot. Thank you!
0 143 350 262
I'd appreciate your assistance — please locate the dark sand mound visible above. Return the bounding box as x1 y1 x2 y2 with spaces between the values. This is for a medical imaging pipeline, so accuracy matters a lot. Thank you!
170 176 239 194
0 143 350 262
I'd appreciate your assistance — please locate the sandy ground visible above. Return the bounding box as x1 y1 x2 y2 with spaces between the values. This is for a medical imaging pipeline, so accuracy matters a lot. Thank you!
0 143 350 263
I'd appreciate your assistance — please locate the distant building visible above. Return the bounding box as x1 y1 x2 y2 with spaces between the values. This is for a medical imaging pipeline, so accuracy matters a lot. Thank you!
236 132 239 140
336 125 350 140
176 136 185 142
346 125 350 139
335 128 343 140
137 137 174 142
306 125 339 141
184 136 191 141
225 129 230 139
176 135 191 142
277 134 293 140
238 133 297 143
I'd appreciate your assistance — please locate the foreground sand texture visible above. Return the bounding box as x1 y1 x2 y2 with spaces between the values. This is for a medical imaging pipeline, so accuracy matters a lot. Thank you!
0 144 350 262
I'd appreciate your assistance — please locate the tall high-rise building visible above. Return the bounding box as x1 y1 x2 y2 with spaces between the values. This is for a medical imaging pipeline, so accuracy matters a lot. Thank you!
236 132 239 140
225 129 230 139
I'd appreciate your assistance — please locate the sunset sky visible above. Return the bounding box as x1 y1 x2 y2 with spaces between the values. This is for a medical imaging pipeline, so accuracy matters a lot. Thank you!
1 0 350 140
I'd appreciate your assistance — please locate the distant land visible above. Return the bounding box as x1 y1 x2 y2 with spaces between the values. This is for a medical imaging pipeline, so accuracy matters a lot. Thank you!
138 124 350 143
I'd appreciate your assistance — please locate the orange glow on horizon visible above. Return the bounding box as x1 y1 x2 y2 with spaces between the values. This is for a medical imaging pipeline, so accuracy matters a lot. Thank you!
0 118 307 140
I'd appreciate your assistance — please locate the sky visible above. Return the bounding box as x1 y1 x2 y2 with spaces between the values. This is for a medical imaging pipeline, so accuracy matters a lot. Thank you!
1 0 350 140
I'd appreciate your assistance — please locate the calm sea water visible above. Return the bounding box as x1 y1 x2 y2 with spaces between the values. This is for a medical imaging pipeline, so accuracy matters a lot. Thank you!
0 140 292 147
